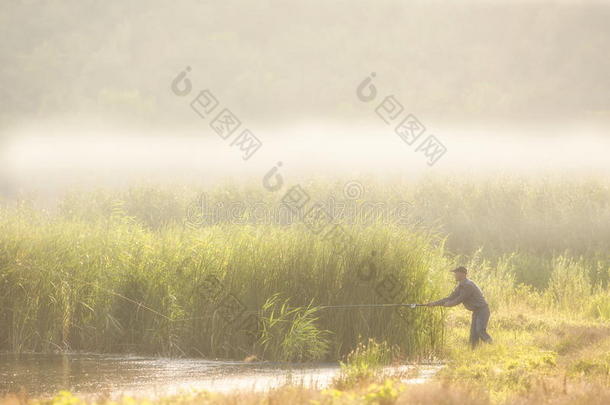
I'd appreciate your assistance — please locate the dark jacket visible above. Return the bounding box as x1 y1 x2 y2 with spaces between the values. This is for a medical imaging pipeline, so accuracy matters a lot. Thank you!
430 278 488 311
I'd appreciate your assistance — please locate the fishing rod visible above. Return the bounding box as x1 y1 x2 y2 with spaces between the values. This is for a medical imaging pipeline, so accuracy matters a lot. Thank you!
171 303 426 322
318 303 425 309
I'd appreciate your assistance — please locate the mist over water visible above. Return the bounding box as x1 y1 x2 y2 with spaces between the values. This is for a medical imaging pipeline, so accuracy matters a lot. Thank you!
2 124 608 200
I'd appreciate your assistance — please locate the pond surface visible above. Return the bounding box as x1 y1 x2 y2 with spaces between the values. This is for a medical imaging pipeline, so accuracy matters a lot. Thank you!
0 353 442 399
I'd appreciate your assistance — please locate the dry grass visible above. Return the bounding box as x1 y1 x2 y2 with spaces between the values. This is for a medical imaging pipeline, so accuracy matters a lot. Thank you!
3 377 609 405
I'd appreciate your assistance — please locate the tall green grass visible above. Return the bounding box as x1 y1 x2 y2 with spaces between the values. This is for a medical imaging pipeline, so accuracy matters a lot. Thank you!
1 175 608 360
46 174 610 274
0 205 449 360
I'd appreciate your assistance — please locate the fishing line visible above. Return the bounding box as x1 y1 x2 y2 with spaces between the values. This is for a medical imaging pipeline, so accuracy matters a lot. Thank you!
61 273 174 321
60 272 425 324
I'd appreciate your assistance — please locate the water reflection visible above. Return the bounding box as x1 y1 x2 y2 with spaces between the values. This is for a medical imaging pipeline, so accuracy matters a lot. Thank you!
0 353 441 398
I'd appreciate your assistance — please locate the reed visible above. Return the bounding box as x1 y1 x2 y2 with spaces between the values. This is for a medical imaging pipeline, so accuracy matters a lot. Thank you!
1 175 608 360
0 205 449 360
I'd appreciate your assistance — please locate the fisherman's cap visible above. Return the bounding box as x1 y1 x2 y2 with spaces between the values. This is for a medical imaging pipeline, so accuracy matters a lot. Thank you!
451 266 468 274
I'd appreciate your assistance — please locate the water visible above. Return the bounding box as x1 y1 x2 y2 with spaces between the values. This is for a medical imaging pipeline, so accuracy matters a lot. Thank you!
0 353 442 399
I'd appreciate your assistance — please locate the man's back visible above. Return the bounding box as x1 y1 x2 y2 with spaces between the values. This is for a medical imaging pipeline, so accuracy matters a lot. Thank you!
458 279 488 311
431 278 488 311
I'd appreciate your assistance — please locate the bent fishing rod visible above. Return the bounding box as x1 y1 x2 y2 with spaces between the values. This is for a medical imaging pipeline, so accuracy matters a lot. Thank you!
318 303 426 309
171 303 427 322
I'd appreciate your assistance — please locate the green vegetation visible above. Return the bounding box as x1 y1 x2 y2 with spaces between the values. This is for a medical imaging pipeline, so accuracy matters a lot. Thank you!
257 293 330 361
333 338 396 389
1 175 609 403
0 197 448 359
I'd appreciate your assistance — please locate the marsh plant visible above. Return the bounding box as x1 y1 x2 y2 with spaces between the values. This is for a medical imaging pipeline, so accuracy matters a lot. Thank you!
333 338 396 389
1 175 609 361
257 294 330 361
0 202 448 359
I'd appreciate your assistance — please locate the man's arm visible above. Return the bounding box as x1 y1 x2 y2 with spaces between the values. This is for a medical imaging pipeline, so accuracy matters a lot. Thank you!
442 283 473 307
427 285 460 306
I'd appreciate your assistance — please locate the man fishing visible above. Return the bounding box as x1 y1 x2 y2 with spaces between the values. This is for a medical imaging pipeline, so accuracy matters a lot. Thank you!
425 266 493 348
